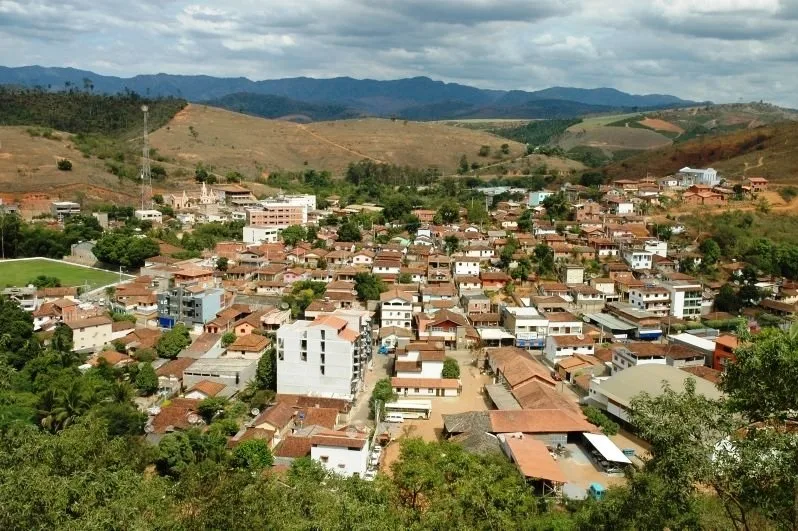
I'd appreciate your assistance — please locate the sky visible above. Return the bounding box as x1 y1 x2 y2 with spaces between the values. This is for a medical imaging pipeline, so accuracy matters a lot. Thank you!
1 0 797 106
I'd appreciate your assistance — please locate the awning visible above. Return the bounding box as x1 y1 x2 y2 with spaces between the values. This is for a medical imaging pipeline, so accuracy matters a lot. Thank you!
582 432 632 464
477 328 515 341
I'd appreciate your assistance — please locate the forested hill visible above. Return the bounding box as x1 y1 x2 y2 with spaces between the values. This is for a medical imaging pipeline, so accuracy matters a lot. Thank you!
0 86 186 135
204 92 360 122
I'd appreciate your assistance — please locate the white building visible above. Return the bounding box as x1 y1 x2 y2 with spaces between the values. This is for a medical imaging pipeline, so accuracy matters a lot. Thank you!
310 429 369 478
50 201 81 220
544 335 595 364
643 240 668 258
561 264 585 285
500 306 549 349
243 225 280 244
628 286 671 316
66 316 113 352
528 190 555 207
276 314 366 399
623 250 653 271
134 209 163 224
677 167 719 187
611 344 667 373
663 280 703 320
394 342 445 380
453 257 480 277
380 289 414 329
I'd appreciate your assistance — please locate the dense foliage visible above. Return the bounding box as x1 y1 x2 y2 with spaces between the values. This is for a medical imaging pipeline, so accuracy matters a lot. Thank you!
496 118 582 146
0 86 185 135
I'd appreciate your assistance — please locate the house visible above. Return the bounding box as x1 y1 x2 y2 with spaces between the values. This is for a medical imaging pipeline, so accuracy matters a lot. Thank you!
443 409 595 447
378 326 413 350
147 398 201 439
460 292 490 314
391 377 461 397
623 249 653 271
185 380 227 400
182 357 258 392
455 275 482 294
66 316 113 352
555 354 605 383
453 257 481 276
745 177 768 192
156 357 196 396
606 197 634 215
561 264 585 285
252 402 297 449
310 428 370 478
503 436 566 495
418 309 476 349
568 285 605 312
379 289 414 329
589 364 723 423
713 334 738 371
544 335 595 364
481 271 511 290
225 334 270 359
682 190 726 206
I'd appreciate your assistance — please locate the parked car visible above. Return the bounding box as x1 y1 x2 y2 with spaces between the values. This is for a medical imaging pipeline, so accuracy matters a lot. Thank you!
385 413 404 423
588 483 606 500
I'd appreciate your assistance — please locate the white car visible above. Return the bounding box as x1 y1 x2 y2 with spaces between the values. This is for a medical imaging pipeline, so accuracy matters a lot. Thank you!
384 413 404 423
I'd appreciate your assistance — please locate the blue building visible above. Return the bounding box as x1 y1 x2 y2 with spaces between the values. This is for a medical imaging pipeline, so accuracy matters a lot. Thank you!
157 286 224 329
528 190 555 207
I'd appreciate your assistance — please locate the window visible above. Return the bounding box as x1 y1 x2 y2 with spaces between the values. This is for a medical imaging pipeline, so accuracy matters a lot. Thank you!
320 456 329 463
320 366 325 375
414 388 420 393
301 352 307 362
338 464 346 469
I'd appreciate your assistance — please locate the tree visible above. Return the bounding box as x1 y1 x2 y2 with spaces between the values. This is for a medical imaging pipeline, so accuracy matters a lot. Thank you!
699 238 721 268
57 159 72 171
197 397 228 424
280 225 307 246
155 323 191 359
382 195 413 222
500 143 510 155
466 201 489 225
441 357 460 379
436 202 459 224
478 145 490 157
511 257 533 281
215 256 228 272
354 273 386 301
50 323 74 353
221 332 237 348
0 298 37 369
533 244 555 276
714 284 743 313
398 272 412 284
231 439 274 471
370 378 397 419
517 209 533 232
336 221 362 242
194 163 210 183
457 154 469 175
93 232 160 268
255 346 277 390
28 275 61 288
443 235 460 255
134 363 158 395
582 405 619 435
541 192 569 220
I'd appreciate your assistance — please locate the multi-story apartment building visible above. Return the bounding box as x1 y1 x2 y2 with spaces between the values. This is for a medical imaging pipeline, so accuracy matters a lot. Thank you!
628 286 671 316
50 201 80 220
662 280 703 320
157 286 224 328
276 313 371 400
379 289 414 329
246 204 306 228
453 257 480 276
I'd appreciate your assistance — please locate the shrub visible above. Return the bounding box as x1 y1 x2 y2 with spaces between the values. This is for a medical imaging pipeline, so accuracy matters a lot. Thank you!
442 357 460 379
57 158 72 171
582 405 619 435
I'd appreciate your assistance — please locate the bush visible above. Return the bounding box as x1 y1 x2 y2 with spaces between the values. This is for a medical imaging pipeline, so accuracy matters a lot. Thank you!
57 158 72 171
778 186 798 203
442 357 460 379
582 405 619 435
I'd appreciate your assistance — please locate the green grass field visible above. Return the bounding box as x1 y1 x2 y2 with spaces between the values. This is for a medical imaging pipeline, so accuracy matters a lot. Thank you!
0 259 128 290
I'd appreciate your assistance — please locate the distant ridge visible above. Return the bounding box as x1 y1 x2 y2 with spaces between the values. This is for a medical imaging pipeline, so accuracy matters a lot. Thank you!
0 65 705 120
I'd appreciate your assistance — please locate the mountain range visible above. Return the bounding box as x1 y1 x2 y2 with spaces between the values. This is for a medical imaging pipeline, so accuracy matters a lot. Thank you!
0 65 704 121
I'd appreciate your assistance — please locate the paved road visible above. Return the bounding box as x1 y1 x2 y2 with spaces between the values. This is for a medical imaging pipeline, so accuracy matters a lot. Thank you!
349 351 392 426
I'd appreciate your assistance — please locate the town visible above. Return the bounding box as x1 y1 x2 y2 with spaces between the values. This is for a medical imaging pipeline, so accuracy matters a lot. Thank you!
1 157 793 528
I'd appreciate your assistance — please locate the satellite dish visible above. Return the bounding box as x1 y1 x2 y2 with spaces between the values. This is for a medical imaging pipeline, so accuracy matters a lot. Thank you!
250 408 260 417
187 413 201 425
280 302 290 310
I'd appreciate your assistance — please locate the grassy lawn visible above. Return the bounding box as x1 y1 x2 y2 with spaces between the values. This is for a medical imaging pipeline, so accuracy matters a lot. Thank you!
0 259 127 290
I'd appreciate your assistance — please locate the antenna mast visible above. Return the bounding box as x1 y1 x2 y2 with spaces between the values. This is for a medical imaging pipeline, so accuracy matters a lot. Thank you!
140 105 152 210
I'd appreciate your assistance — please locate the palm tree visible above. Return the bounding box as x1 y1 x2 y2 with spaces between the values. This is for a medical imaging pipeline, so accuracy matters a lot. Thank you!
109 381 135 404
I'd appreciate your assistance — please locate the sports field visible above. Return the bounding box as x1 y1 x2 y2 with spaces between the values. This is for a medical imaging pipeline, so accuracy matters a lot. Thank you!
0 259 127 290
